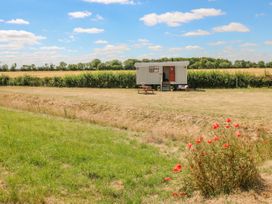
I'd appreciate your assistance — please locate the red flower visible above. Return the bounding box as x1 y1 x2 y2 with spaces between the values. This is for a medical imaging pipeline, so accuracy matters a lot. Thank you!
233 123 240 128
195 136 204 144
172 192 179 197
213 136 220 141
235 131 241 137
225 125 231 129
173 164 182 173
212 122 220 129
207 139 212 144
172 192 187 197
164 177 172 181
223 143 230 149
226 118 232 123
187 143 193 149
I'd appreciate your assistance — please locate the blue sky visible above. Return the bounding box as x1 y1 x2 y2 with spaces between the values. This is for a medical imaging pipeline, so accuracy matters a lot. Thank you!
1 0 272 65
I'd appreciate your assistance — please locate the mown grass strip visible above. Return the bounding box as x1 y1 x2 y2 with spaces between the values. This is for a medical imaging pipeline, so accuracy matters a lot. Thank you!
0 108 175 203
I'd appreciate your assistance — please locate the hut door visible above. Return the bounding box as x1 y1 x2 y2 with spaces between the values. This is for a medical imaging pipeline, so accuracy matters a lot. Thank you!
169 66 175 82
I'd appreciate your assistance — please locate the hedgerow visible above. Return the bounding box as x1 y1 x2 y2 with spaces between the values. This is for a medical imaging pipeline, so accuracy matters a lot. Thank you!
0 71 271 88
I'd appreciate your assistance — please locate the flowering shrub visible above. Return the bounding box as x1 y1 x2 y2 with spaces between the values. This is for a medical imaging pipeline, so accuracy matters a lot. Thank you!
181 119 262 197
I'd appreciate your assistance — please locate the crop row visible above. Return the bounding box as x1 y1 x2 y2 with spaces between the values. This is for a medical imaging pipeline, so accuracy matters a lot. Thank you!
0 71 271 88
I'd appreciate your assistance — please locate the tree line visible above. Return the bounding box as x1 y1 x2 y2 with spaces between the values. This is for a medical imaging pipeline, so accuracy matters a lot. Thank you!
1 57 272 72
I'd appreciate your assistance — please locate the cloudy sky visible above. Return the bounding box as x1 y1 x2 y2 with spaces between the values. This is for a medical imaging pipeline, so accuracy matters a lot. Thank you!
1 0 272 65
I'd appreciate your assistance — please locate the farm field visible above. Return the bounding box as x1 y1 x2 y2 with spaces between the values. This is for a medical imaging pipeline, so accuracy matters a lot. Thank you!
0 87 272 203
0 87 271 142
0 68 271 78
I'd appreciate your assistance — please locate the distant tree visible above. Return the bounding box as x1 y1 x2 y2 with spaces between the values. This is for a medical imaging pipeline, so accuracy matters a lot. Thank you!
123 59 138 70
105 60 123 70
258 61 266 68
1 64 9 71
266 61 272 68
68 64 78 70
90 59 101 69
97 62 106 70
10 63 17 71
31 64 37 71
58 61 67 70
77 63 85 70
205 61 216 69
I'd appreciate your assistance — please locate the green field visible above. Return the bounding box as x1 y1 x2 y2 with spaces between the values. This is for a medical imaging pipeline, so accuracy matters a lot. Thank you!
0 108 176 203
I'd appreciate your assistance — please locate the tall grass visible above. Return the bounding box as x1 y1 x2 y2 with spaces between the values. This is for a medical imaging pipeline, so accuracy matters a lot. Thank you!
181 119 263 198
1 71 271 88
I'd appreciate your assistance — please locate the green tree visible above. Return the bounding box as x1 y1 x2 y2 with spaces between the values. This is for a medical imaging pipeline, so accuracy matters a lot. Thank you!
258 61 265 68
123 59 138 70
58 62 67 70
90 59 101 69
10 63 17 71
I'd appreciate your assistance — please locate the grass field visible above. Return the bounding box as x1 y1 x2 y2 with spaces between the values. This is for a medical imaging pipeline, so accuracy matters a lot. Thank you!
0 107 177 203
0 87 272 203
0 68 271 78
0 87 271 144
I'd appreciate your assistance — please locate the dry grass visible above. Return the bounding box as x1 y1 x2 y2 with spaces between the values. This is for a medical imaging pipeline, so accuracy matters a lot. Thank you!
0 87 271 148
0 68 271 78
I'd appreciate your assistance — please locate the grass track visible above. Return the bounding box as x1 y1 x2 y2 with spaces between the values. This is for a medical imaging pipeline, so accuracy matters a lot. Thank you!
0 107 175 203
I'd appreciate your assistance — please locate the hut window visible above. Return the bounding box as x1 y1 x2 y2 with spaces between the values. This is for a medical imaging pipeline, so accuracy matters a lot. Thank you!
149 66 159 73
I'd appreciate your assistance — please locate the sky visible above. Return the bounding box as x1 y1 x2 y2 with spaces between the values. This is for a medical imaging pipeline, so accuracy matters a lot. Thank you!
1 0 272 66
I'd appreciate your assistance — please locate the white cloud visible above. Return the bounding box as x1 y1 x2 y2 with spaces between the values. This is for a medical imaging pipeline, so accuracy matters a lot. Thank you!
1 18 29 25
255 13 265 17
40 46 65 51
184 45 203 50
265 40 272 45
169 45 203 52
92 14 104 21
213 22 250 33
183 29 211 37
95 40 108 44
91 44 130 59
83 0 134 4
68 11 92 19
240 43 257 47
148 45 162 51
74 27 104 34
94 44 129 53
0 30 45 50
138 38 150 44
58 35 75 43
209 41 226 46
132 38 151 48
140 8 224 27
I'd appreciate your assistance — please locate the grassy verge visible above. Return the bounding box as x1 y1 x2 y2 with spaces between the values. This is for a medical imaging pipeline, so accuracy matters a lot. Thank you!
0 107 175 203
